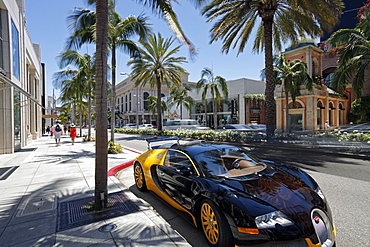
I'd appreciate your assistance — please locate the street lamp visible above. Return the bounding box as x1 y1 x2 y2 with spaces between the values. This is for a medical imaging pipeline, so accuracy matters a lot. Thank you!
134 86 139 129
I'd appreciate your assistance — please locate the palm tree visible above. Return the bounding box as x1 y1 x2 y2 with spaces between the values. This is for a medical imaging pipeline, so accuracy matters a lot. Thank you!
168 85 195 119
87 0 196 210
94 0 109 210
327 9 370 98
196 67 228 130
202 0 344 137
55 50 95 140
128 33 187 130
147 96 168 123
67 2 150 142
58 78 88 137
273 55 312 132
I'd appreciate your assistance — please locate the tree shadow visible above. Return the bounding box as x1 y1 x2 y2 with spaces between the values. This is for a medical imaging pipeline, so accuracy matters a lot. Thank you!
127 184 209 247
0 176 187 246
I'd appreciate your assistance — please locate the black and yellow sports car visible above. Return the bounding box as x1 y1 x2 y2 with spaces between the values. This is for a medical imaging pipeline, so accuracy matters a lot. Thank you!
134 138 336 247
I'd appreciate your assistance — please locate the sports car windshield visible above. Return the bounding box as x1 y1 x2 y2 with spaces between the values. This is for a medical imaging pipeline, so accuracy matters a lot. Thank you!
193 147 267 178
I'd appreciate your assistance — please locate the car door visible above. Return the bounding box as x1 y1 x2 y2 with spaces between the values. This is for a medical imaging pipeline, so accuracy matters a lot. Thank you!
157 150 197 210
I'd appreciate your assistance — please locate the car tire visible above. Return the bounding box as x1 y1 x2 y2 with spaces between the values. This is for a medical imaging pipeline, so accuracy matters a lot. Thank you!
134 163 147 192
200 199 233 247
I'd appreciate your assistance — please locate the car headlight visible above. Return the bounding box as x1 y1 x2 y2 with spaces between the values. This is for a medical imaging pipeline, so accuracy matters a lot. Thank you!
255 211 294 229
315 186 326 202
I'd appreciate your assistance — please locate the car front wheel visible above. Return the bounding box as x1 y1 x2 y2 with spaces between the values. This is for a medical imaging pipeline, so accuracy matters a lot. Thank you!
134 163 147 191
200 199 233 247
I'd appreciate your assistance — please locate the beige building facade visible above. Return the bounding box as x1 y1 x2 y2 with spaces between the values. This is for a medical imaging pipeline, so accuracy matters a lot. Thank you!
275 39 349 132
0 0 44 154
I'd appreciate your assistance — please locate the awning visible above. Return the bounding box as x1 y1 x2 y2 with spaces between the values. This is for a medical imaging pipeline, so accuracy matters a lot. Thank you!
0 74 44 108
42 114 58 118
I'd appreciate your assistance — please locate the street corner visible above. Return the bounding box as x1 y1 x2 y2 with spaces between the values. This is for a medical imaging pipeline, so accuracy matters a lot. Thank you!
108 159 135 176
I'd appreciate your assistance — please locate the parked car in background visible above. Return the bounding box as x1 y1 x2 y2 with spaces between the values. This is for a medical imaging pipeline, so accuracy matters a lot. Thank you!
338 122 370 133
218 124 263 133
138 124 153 129
163 119 211 130
123 124 136 129
248 124 266 133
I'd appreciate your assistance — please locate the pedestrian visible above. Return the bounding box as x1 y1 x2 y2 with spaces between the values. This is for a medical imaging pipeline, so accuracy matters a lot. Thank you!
325 120 330 132
46 126 50 135
52 120 64 145
69 123 77 145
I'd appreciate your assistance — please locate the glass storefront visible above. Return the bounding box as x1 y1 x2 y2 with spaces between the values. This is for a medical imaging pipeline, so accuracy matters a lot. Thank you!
191 97 238 128
11 20 20 80
14 88 21 148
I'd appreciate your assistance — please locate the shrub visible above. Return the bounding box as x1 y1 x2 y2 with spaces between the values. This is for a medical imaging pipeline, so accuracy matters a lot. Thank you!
108 141 123 154
82 136 96 142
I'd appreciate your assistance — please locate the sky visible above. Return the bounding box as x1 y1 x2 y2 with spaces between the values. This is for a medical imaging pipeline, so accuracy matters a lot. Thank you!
25 0 266 98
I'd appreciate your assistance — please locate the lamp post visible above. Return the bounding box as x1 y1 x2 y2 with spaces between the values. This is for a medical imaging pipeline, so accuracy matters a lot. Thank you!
135 86 139 129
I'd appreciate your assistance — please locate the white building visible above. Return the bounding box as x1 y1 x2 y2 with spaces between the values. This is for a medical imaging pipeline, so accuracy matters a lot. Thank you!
115 73 265 128
186 78 266 127
0 0 44 154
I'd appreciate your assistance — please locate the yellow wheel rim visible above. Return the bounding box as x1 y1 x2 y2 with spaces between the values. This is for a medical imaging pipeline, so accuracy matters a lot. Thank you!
201 202 219 244
134 165 143 188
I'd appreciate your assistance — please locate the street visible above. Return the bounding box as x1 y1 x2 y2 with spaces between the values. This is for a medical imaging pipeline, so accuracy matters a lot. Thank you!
114 133 370 247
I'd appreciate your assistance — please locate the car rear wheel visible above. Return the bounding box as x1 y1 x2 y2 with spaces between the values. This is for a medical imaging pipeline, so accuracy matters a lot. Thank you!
200 199 233 247
134 163 147 191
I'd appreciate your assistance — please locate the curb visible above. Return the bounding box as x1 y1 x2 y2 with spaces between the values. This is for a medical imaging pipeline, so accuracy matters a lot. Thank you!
108 147 142 176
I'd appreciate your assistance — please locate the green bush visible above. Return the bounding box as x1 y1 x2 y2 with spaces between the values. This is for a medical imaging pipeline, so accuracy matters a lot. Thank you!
82 136 96 142
115 127 370 144
108 141 123 154
115 128 265 143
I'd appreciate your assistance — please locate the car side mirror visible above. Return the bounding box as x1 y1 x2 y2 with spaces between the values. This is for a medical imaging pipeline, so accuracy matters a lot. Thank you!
177 165 192 176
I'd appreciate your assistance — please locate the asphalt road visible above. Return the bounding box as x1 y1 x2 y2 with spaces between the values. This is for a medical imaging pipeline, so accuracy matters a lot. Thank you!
114 133 370 247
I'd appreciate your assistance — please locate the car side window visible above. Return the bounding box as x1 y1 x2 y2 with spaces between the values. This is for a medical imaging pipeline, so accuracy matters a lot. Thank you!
165 150 192 169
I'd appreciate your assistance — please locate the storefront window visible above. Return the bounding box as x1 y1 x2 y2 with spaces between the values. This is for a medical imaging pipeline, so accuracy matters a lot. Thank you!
14 89 21 147
143 92 149 110
0 12 3 70
11 20 20 80
329 102 334 126
317 101 323 129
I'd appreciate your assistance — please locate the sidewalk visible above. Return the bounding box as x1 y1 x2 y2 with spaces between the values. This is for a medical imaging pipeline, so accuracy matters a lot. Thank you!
0 135 190 247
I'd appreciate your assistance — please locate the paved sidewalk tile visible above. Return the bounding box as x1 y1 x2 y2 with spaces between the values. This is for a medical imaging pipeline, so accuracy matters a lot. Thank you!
0 135 190 246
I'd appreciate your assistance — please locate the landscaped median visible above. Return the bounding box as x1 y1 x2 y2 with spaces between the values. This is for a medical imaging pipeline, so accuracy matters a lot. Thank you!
114 127 370 156
114 127 265 143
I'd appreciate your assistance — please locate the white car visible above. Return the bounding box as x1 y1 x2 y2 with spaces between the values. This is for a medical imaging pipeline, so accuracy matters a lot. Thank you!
163 119 211 130
138 124 153 129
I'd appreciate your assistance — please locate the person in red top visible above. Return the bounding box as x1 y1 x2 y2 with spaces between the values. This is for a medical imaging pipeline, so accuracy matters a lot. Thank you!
69 123 77 145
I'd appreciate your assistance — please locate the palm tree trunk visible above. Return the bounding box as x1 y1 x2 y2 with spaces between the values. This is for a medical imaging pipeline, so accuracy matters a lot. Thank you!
80 104 83 137
95 0 108 210
88 85 92 140
263 12 276 139
110 45 116 142
204 100 208 127
213 97 218 129
156 75 163 130
180 104 183 119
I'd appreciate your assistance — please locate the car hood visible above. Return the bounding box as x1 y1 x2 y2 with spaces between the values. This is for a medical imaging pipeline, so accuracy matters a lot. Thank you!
220 167 325 232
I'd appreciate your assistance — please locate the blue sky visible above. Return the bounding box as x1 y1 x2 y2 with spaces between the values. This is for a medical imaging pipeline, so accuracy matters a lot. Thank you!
25 0 266 97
